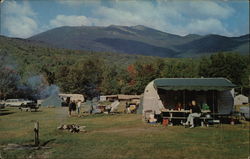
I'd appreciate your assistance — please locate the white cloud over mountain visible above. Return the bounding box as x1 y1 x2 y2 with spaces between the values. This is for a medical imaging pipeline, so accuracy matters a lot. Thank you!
49 15 93 28
2 1 39 38
1 0 247 38
53 0 235 36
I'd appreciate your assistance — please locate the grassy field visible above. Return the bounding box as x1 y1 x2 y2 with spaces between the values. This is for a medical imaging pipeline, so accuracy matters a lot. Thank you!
0 107 249 159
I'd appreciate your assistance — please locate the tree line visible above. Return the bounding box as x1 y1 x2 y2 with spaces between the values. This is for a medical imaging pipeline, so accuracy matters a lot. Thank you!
1 52 248 100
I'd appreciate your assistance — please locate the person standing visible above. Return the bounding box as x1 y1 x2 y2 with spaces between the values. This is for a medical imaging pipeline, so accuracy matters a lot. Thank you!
69 101 73 117
183 100 201 128
77 100 81 115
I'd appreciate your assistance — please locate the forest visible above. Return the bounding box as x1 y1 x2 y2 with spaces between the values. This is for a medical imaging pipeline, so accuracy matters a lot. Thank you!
0 36 249 100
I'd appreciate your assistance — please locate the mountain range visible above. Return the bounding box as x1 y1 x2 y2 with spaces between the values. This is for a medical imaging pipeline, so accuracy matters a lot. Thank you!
9 25 250 57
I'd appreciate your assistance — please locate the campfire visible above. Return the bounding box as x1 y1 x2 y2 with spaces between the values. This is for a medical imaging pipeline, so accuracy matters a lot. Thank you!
57 124 86 133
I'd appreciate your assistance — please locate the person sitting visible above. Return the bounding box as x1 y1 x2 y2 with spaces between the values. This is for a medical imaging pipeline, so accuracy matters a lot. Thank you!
184 102 192 110
183 100 201 128
174 102 183 110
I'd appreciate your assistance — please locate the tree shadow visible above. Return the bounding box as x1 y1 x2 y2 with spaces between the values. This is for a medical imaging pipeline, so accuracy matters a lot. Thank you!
0 109 9 112
0 110 14 116
41 138 56 146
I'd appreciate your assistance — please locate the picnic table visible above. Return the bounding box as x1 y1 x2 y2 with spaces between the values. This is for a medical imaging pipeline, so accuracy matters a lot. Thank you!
19 103 39 112
161 109 212 126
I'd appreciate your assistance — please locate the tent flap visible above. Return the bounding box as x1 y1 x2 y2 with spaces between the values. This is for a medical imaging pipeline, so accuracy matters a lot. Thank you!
154 78 236 91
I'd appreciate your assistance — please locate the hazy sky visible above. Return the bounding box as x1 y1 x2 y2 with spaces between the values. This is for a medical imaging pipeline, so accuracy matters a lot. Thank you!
0 0 249 38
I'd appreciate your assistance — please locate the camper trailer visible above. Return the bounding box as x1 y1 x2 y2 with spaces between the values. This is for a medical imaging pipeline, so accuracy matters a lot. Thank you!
59 94 85 102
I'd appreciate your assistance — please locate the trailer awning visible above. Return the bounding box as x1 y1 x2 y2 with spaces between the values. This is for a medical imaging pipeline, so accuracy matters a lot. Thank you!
154 78 236 91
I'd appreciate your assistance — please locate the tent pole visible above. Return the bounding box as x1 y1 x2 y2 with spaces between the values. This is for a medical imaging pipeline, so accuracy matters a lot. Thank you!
213 90 215 119
183 90 185 107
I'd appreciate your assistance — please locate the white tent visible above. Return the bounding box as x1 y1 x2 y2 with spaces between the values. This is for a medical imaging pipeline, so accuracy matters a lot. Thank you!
142 81 164 115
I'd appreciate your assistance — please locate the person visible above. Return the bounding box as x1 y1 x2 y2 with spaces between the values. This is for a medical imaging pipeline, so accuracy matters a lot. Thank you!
72 100 76 114
185 102 192 110
69 101 73 116
183 100 201 128
77 100 81 115
174 102 183 110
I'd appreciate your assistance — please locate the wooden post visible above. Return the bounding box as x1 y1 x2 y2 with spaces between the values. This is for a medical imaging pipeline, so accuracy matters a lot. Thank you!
34 121 39 146
183 90 185 107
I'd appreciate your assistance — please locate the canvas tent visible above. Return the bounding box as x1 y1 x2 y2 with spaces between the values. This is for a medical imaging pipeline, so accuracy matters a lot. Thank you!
142 78 236 116
41 94 63 107
234 94 248 105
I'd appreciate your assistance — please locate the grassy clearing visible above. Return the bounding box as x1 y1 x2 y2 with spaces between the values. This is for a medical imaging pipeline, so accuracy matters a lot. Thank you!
0 107 249 159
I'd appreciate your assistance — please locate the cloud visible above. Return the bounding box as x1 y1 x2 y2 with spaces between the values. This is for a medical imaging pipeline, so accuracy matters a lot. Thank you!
49 15 94 28
80 0 234 36
56 0 101 6
1 0 241 38
57 0 85 6
186 1 234 19
4 16 38 38
185 18 231 36
2 1 39 38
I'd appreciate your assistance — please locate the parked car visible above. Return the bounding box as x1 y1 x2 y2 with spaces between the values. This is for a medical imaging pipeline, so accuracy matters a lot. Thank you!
4 99 34 107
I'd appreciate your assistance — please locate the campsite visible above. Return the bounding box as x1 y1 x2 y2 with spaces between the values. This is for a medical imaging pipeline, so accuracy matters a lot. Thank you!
0 0 250 159
0 77 250 159
0 106 249 159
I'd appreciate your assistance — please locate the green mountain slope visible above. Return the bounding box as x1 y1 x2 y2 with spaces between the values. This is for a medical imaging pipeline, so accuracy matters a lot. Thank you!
0 35 158 73
28 25 249 57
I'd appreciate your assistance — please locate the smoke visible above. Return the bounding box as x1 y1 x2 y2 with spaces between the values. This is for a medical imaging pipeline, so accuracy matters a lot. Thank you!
0 51 60 100
20 75 60 100
40 84 59 99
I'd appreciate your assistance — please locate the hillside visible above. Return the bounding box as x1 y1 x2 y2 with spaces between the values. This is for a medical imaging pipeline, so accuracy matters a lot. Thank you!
0 35 159 73
29 25 249 57
0 34 249 97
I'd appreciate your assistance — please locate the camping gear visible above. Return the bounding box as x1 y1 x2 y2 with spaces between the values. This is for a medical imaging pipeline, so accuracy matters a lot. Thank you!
162 118 169 126
205 114 211 118
239 106 250 120
148 114 157 123
234 94 249 105
82 100 93 114
144 110 154 121
110 100 120 113
129 105 136 111
202 104 210 110
57 124 86 133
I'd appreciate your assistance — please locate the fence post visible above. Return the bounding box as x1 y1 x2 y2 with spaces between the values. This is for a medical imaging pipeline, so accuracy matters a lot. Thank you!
34 121 39 146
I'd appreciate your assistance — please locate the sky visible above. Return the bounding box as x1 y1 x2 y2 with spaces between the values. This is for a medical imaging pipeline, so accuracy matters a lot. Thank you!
0 0 249 38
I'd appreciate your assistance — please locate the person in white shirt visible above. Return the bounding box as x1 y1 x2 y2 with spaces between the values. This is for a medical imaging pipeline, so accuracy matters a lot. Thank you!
77 100 81 115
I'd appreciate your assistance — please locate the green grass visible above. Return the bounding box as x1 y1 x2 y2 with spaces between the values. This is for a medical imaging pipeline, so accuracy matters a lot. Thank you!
0 107 249 159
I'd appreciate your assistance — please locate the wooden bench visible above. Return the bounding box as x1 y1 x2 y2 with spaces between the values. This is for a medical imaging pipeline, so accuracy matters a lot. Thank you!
164 115 218 127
